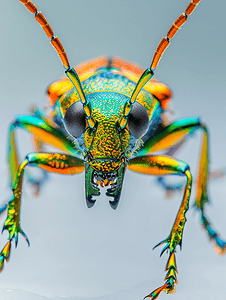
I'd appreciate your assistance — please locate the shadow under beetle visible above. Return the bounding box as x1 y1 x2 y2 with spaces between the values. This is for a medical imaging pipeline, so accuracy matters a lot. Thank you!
1 0 225 299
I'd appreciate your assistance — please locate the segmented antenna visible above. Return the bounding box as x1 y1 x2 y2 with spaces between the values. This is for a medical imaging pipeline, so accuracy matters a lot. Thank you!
19 0 69 68
151 0 201 70
119 0 201 129
18 0 95 129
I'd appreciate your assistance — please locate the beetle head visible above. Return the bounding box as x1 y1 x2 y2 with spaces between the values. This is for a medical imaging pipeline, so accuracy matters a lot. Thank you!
63 91 149 209
82 92 129 209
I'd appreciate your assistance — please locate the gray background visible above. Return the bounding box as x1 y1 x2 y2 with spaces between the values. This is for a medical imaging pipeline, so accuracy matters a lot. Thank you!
0 0 225 299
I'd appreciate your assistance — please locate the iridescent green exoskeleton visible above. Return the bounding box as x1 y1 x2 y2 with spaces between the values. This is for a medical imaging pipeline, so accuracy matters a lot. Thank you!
1 0 225 299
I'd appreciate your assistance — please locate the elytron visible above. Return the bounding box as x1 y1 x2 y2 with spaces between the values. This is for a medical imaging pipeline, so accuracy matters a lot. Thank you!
0 0 225 299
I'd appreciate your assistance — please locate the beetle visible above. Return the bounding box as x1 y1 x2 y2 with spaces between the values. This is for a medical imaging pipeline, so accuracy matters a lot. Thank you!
0 0 225 299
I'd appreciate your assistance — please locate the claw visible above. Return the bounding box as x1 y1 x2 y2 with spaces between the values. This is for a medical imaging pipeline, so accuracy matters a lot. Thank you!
20 230 30 247
14 231 19 247
153 240 165 250
153 238 170 257
160 242 170 257
2 211 29 248
144 282 169 300
144 272 176 299
0 228 29 273
145 250 178 299
11 228 30 248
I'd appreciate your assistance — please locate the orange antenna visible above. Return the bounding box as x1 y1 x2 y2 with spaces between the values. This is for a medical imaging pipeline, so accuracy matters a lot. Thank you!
19 0 69 69
18 0 95 129
151 0 201 71
119 0 201 129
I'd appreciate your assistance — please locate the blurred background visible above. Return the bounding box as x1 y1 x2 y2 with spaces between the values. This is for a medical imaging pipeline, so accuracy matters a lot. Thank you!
0 0 225 299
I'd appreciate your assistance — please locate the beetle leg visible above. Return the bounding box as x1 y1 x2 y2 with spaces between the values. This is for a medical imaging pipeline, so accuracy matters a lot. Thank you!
138 117 226 253
0 152 84 273
29 107 48 195
28 133 49 197
138 118 200 156
128 155 192 298
8 115 81 187
157 138 187 198
27 105 61 196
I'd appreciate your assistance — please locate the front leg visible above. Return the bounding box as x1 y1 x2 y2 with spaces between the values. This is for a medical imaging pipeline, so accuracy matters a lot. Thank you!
0 152 84 272
138 118 226 253
3 160 29 246
128 155 192 299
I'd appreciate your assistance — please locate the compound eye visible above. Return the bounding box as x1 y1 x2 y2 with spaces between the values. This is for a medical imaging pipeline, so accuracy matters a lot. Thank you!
128 102 149 139
63 101 86 138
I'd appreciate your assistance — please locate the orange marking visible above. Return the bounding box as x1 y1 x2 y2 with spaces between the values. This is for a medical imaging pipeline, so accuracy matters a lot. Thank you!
150 0 201 72
144 283 169 299
112 58 172 108
100 182 104 188
151 54 160 70
165 268 178 284
196 129 208 206
2 241 11 260
157 37 170 52
34 12 54 38
26 125 73 154
35 11 47 26
42 25 53 38
193 0 201 4
128 155 186 176
76 56 108 77
19 0 70 68
47 80 72 105
167 25 178 39
58 52 70 69
47 56 171 109
165 252 177 272
148 129 190 153
25 1 37 14
214 245 226 256
51 37 65 56
151 37 170 70
174 13 187 28
112 57 144 77
38 164 84 174
185 3 196 16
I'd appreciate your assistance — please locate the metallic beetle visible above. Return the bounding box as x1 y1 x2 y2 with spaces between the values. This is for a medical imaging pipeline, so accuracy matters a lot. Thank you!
1 0 225 299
